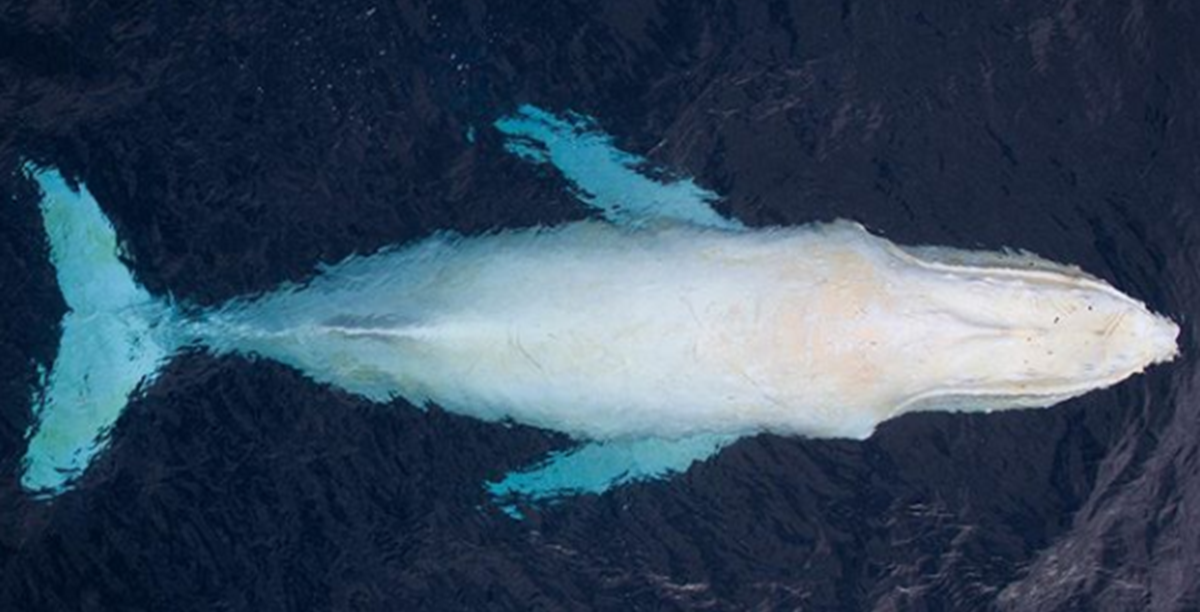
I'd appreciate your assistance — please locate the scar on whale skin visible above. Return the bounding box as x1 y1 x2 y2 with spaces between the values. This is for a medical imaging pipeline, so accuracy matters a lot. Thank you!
19 106 1179 515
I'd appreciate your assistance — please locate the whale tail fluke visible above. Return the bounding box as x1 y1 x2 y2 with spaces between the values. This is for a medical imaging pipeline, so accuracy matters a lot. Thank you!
20 165 180 498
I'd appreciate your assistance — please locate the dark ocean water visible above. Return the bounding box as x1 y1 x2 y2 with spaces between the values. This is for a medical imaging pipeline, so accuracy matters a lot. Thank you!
1 1 1198 610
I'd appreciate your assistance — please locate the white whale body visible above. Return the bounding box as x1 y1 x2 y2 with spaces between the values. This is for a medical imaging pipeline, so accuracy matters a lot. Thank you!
203 219 1177 441
20 106 1179 507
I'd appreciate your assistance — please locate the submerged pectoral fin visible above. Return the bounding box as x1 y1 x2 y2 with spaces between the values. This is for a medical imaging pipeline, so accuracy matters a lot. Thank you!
485 433 738 517
493 105 742 231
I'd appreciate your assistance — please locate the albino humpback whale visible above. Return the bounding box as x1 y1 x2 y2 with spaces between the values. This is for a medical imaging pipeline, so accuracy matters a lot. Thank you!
20 106 1179 509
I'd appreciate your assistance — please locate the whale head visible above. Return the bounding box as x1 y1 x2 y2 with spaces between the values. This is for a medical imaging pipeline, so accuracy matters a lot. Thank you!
890 243 1180 415
963 273 1180 394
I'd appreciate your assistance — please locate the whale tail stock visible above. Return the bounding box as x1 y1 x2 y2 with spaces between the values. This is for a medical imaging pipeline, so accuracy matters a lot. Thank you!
19 165 181 498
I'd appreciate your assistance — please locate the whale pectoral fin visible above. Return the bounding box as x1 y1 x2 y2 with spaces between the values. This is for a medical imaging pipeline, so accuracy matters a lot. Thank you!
485 433 738 518
494 105 743 231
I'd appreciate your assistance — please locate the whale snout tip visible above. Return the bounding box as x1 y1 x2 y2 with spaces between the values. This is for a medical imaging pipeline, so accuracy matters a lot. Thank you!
1148 314 1181 365
1106 302 1180 379
1113 305 1180 376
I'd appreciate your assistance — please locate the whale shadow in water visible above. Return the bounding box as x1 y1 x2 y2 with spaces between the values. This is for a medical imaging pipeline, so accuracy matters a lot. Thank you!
19 106 1178 517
